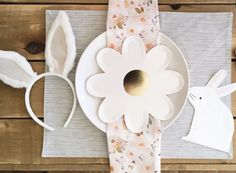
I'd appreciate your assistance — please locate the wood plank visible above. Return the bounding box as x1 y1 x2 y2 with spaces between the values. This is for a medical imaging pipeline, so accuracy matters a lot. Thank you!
0 5 234 61
52 172 178 173
0 62 44 118
50 172 109 173
7 172 219 173
179 172 217 173
18 172 186 173
48 172 109 173
2 163 236 172
162 164 236 171
0 5 106 61
231 62 236 115
0 119 108 165
0 0 234 5
3 164 236 172
2 163 236 171
0 4 235 172
0 172 45 173
0 164 109 172
0 119 236 168
45 172 235 173
52 172 173 173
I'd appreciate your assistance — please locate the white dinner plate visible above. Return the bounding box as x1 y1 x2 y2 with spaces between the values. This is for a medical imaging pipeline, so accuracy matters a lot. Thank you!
75 32 189 133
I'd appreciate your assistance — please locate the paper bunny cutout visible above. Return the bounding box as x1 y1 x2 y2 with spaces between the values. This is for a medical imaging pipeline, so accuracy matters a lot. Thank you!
182 70 234 152
0 11 77 131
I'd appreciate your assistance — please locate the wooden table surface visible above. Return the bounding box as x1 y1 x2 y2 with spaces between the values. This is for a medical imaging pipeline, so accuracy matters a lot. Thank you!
0 0 235 172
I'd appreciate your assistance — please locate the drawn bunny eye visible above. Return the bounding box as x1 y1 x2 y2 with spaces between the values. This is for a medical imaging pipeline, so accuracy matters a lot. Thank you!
199 97 202 100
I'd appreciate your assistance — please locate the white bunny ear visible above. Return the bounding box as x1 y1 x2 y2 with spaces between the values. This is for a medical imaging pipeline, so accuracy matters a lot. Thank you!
45 11 76 76
206 69 227 88
217 83 236 98
0 50 37 88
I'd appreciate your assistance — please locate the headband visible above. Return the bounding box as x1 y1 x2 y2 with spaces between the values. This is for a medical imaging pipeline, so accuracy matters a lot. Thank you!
0 11 77 131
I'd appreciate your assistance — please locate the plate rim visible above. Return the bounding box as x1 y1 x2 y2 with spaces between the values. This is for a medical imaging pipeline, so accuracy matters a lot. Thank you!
75 32 190 133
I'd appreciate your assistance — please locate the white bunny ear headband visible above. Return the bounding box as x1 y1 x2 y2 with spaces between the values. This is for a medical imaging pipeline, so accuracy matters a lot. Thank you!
0 11 77 131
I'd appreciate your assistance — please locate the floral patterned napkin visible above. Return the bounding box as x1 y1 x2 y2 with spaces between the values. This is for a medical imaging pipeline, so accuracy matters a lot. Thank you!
106 0 161 172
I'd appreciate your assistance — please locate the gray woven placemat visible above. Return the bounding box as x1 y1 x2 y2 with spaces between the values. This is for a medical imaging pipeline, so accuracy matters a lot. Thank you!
42 10 233 159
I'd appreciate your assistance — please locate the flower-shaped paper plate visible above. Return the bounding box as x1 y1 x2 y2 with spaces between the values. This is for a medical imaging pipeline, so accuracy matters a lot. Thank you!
76 32 189 133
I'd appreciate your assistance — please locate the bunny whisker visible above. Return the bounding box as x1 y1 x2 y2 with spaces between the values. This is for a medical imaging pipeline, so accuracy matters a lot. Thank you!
189 93 196 101
191 93 197 98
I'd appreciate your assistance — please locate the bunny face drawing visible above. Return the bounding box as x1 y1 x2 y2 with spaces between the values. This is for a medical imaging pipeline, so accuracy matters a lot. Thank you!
188 87 219 110
182 69 234 153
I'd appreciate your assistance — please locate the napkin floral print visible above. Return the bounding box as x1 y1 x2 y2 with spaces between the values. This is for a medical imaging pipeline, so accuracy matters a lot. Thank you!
106 0 161 172
107 0 160 52
107 118 161 172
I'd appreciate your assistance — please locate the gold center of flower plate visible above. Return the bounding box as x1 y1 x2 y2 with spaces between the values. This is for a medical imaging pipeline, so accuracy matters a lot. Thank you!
123 70 149 96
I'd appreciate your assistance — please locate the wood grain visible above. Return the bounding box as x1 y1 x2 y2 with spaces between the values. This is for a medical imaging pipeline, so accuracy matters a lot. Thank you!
0 0 234 4
0 5 234 61
0 119 236 171
0 2 235 172
16 171 218 173
0 62 44 118
3 164 236 171
48 172 108 173
179 172 217 173
0 119 108 165
0 172 46 173
231 62 236 114
46 172 182 173
0 5 106 60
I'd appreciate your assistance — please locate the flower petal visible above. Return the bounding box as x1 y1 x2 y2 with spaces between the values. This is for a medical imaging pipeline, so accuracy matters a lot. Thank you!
97 48 123 73
98 95 124 123
87 73 114 97
157 70 184 95
124 106 149 133
148 95 175 120
146 45 172 72
122 36 146 63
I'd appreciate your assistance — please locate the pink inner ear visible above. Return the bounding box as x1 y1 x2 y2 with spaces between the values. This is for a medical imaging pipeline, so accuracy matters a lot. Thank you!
0 58 32 83
51 26 67 74
0 51 36 88
45 11 77 77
